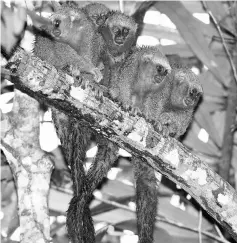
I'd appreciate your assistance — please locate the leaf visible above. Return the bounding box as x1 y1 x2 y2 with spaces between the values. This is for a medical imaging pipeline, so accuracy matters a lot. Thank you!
201 98 225 113
183 122 221 156
93 208 135 225
91 195 134 216
100 179 134 198
1 2 26 56
1 165 13 181
115 219 179 243
194 104 222 148
199 71 226 97
95 224 109 242
205 1 236 37
154 1 225 85
205 1 227 22
26 9 51 29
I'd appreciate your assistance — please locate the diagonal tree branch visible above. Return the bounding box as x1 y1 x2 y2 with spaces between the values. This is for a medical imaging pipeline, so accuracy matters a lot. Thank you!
2 48 237 241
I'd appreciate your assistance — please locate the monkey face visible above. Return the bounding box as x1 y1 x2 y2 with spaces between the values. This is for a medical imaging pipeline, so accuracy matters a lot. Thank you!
170 69 203 109
111 25 130 45
99 12 137 55
132 52 170 109
84 3 110 26
141 52 171 86
48 10 85 48
99 24 135 52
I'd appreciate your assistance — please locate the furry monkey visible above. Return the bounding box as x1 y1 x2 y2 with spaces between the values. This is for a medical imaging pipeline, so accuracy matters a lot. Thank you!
98 11 138 87
133 67 202 243
83 2 110 27
160 68 203 137
37 3 103 80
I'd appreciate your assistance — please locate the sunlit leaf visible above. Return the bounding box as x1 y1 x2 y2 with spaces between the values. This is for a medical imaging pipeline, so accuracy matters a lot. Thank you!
1 2 26 56
91 195 133 216
199 71 226 97
201 98 225 113
183 122 221 156
155 1 225 84
194 104 222 148
95 224 109 242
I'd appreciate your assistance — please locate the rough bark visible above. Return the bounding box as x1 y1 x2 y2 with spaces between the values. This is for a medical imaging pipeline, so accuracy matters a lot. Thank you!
3 47 237 241
1 88 53 243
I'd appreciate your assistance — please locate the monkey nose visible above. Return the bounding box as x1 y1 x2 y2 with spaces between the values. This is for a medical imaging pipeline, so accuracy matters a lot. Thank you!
189 87 202 101
52 29 61 37
189 87 197 97
115 39 124 45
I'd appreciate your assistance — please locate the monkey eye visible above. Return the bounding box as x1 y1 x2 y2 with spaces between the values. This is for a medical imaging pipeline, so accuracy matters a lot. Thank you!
122 27 129 36
53 19 61 28
156 65 168 76
112 26 120 34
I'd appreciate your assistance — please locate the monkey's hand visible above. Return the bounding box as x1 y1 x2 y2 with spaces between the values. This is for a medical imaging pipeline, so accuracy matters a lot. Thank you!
159 112 178 138
92 67 103 83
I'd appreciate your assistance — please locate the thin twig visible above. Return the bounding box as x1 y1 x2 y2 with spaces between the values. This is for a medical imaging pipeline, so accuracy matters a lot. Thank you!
198 210 203 243
93 193 230 243
201 1 237 85
214 224 225 239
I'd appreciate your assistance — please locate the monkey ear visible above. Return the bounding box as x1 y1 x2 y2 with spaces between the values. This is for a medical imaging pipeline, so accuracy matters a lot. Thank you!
96 15 107 26
51 1 61 12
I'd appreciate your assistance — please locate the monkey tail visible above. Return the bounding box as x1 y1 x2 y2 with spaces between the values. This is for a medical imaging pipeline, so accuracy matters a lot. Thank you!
133 158 159 243
72 136 119 242
62 123 95 243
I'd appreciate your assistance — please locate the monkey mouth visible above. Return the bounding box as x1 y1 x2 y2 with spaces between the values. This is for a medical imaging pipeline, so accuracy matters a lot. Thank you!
115 39 124 45
51 29 61 38
183 97 195 107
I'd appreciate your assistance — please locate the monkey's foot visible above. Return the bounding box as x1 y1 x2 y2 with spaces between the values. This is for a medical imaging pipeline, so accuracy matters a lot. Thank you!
154 120 162 132
159 113 178 137
131 107 141 116
144 110 154 123
160 126 170 137
69 65 81 78
81 79 90 89
94 86 104 101
92 68 103 83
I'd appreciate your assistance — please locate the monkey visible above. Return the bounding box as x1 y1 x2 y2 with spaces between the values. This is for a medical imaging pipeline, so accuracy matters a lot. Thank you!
153 67 203 138
34 3 103 81
83 2 110 27
109 46 171 109
132 67 202 243
97 11 138 87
